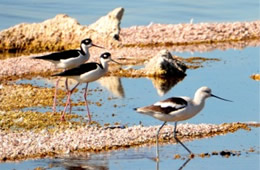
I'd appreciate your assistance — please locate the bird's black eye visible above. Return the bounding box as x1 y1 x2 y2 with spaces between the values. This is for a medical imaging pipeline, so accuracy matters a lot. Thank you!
101 52 111 59
82 38 91 45
204 89 211 94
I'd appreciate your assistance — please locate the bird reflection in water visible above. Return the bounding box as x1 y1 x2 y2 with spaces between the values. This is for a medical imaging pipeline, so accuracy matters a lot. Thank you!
47 156 108 170
156 157 192 170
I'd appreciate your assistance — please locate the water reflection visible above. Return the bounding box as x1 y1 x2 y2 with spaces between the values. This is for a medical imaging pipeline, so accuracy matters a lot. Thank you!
149 76 185 96
48 156 109 170
99 75 185 98
156 157 192 170
98 75 185 97
46 152 192 170
97 76 125 98
44 75 184 98
178 158 192 170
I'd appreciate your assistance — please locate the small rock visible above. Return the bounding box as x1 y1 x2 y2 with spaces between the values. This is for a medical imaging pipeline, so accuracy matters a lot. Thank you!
143 49 187 76
220 150 231 157
250 74 260 81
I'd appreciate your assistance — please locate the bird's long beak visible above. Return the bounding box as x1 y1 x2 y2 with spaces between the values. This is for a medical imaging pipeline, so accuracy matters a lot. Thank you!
211 94 233 102
92 44 105 49
110 58 122 65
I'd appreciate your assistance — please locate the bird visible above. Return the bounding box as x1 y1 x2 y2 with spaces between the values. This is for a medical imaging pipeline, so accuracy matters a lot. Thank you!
134 86 232 161
52 52 120 122
32 38 103 113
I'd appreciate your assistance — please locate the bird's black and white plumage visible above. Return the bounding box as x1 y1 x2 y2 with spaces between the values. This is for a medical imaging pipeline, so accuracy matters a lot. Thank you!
134 86 232 159
32 38 103 69
135 86 231 122
32 38 103 114
52 52 117 83
52 52 120 122
137 97 188 114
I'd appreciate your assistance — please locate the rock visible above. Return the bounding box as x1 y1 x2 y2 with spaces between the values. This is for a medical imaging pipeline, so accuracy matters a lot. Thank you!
250 74 260 81
89 7 124 40
143 49 187 77
0 11 259 54
0 8 125 52
0 14 82 52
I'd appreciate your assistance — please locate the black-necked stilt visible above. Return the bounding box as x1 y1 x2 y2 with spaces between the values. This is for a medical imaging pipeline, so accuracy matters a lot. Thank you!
52 52 120 122
32 38 103 113
134 86 232 160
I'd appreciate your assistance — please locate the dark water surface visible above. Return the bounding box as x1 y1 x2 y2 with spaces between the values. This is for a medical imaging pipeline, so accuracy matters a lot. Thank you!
0 0 259 169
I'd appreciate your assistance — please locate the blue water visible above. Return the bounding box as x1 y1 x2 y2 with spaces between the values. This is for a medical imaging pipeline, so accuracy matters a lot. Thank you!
0 0 259 30
0 0 259 169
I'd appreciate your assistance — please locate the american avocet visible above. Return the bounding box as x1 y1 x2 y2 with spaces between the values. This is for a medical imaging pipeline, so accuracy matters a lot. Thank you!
52 52 120 121
134 86 232 160
32 38 103 113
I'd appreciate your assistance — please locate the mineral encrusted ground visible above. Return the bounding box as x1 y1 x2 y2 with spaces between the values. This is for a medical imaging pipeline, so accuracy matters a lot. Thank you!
0 9 259 52
0 122 256 162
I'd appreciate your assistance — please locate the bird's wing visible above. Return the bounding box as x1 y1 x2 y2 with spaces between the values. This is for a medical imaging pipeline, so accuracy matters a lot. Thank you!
52 63 99 76
33 50 81 61
149 97 188 114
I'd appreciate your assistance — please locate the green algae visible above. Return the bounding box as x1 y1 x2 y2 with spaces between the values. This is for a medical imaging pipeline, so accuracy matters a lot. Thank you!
0 111 87 132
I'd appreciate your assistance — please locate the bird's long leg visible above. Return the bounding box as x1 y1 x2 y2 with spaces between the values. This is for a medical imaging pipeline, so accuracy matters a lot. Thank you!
52 77 61 113
61 82 80 121
64 78 73 114
156 121 167 161
83 83 91 123
174 122 192 154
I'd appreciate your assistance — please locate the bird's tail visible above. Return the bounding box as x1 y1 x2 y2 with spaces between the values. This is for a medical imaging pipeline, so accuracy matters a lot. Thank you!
51 73 61 77
30 56 43 59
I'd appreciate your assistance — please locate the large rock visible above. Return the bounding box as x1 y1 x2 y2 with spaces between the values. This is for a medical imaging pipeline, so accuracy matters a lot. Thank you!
89 7 124 40
0 7 124 52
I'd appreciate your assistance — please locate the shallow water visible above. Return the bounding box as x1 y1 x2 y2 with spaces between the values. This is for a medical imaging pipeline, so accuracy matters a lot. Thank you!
15 47 259 126
0 0 259 169
4 44 260 170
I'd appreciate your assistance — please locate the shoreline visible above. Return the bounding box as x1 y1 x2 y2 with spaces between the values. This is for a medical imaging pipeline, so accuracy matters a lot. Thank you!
0 122 257 162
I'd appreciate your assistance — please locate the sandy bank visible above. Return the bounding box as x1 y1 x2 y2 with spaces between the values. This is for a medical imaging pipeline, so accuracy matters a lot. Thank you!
0 122 256 162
